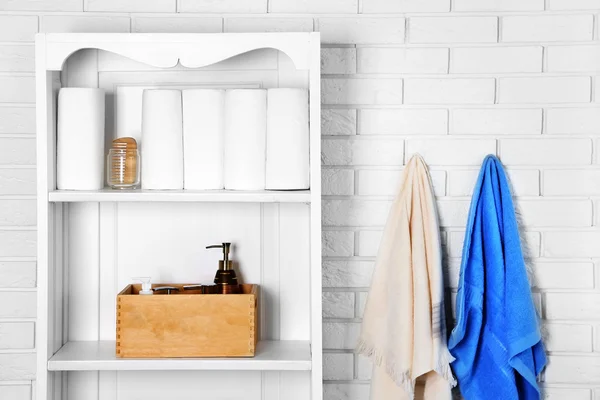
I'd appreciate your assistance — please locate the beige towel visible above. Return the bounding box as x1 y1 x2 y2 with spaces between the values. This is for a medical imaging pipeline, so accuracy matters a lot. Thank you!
357 154 456 400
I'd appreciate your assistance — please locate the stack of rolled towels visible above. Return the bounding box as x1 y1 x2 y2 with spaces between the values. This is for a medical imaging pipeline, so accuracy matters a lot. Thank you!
57 88 106 190
57 87 310 191
141 87 310 191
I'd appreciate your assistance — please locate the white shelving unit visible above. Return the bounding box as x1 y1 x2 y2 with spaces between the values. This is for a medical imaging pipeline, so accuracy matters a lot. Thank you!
36 33 322 400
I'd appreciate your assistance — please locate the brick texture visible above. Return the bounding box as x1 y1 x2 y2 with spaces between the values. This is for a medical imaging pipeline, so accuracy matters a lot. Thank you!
224 17 314 33
498 77 591 104
502 15 594 42
0 107 36 134
0 16 38 42
0 0 81 11
546 107 600 134
544 323 593 352
548 0 600 10
0 322 35 349
270 0 357 13
500 138 592 165
409 17 498 44
450 46 542 73
0 386 32 399
404 78 495 105
322 78 403 105
0 45 35 72
359 109 448 135
179 0 267 13
1 1 599 399
547 45 600 72
362 0 449 13
318 17 405 44
0 261 36 287
132 17 222 33
358 47 448 74
85 0 176 12
322 48 356 74
41 15 131 33
451 108 542 135
453 0 543 11
405 139 496 165
321 109 356 136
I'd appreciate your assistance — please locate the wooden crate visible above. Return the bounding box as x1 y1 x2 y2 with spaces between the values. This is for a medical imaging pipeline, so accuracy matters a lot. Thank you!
116 283 258 358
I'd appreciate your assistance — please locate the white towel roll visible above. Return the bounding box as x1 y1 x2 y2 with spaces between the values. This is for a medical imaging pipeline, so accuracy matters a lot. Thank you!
141 89 184 190
224 89 267 191
182 89 225 190
57 88 105 190
265 88 310 190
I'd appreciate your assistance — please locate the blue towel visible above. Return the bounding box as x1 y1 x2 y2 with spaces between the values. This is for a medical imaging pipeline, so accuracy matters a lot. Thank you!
448 155 546 400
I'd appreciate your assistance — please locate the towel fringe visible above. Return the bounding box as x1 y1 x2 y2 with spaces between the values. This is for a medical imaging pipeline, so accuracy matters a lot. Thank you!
357 338 415 398
357 338 458 396
434 355 458 388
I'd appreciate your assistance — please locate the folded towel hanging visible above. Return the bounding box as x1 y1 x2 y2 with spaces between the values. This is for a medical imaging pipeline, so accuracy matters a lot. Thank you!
357 154 456 400
448 155 546 400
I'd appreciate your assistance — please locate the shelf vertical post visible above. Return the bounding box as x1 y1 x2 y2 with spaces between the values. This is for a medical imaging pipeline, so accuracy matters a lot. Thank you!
308 32 323 400
35 33 54 400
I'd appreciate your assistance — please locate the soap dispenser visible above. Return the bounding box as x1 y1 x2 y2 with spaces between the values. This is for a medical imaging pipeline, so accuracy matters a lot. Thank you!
207 243 240 294
134 277 153 295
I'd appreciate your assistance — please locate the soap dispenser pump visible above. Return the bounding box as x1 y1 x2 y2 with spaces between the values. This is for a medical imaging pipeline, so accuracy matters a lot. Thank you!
207 243 240 294
134 277 153 295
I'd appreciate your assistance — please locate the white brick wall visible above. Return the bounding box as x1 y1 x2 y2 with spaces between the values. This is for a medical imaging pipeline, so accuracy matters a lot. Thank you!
0 46 35 72
362 0 449 13
0 323 35 349
0 1 598 399
0 262 36 287
548 0 600 10
453 0 544 12
132 16 222 33
358 47 448 74
451 46 543 74
317 17 405 44
500 138 593 165
404 78 495 104
547 45 600 72
322 78 403 105
0 78 35 103
224 17 314 33
0 16 38 42
0 385 32 398
359 109 447 135
85 0 176 12
41 15 131 33
544 323 593 352
322 48 357 74
501 15 594 42
321 109 356 136
322 138 404 166
409 17 498 44
546 107 600 134
179 0 267 13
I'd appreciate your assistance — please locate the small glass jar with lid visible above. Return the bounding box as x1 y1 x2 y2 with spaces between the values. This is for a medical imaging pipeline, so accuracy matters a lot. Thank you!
107 137 140 189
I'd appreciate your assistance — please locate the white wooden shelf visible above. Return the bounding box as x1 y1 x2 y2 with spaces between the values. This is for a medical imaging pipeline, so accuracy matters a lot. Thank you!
38 32 322 399
48 189 311 203
48 340 312 371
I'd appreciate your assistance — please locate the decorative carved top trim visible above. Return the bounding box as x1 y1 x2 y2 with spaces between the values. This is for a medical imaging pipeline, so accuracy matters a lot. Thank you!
40 33 317 71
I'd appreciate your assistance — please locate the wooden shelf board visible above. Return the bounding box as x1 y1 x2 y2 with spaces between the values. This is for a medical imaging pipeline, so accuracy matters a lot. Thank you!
48 189 311 203
48 340 312 371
